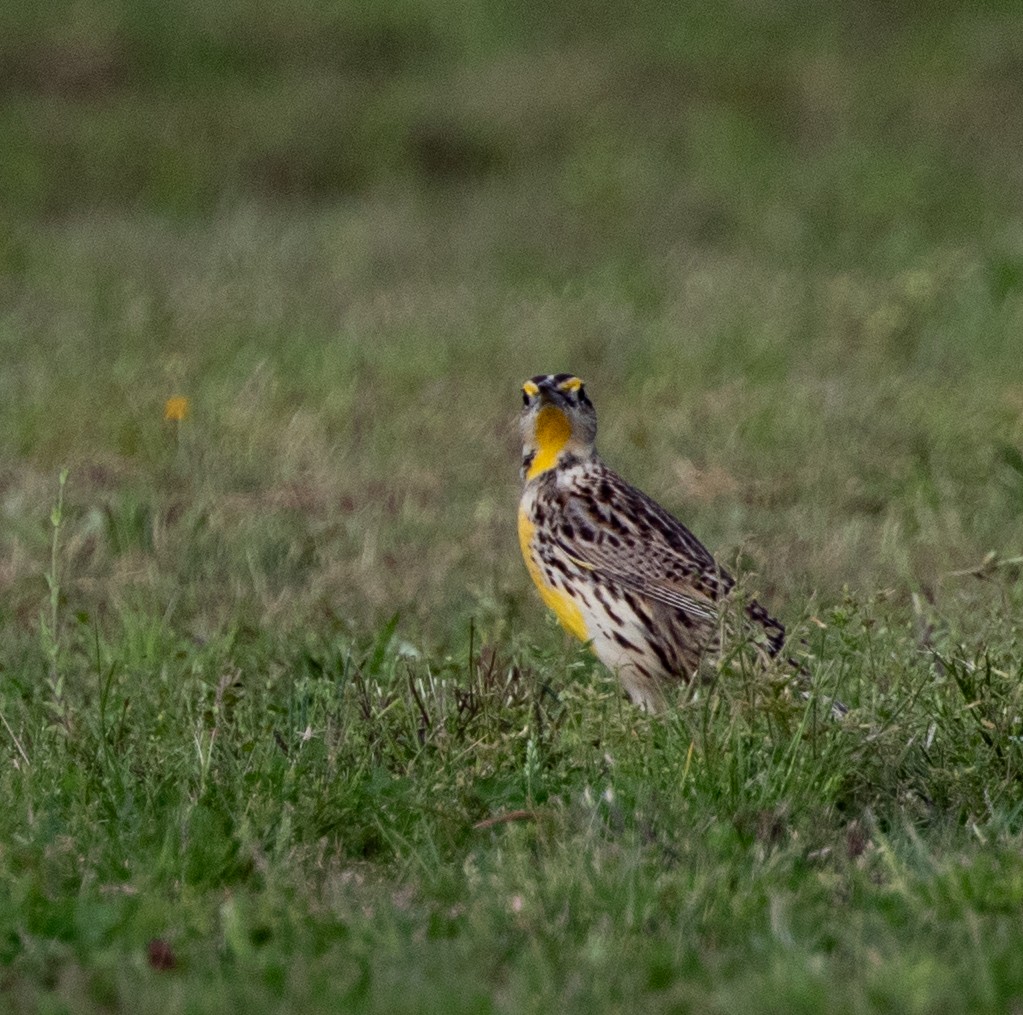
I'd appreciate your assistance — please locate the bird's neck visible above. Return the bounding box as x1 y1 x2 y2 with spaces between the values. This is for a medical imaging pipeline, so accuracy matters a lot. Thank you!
523 406 595 482
526 406 572 480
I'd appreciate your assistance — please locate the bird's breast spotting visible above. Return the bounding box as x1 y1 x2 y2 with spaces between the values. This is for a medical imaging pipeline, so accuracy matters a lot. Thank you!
517 502 590 642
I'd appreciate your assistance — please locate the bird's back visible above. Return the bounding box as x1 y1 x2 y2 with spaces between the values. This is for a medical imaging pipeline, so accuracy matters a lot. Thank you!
519 454 788 709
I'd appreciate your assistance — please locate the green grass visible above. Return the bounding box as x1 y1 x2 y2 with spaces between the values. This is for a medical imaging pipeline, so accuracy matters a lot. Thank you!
3 1 1023 1011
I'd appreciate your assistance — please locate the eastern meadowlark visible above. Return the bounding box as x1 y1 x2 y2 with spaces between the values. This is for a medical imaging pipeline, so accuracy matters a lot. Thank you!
517 372 842 714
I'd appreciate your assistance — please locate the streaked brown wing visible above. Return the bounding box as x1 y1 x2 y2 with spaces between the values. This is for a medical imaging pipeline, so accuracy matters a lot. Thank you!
557 467 787 656
554 482 728 625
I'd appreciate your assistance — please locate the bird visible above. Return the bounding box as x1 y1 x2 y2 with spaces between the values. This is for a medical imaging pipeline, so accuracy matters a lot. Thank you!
517 372 843 715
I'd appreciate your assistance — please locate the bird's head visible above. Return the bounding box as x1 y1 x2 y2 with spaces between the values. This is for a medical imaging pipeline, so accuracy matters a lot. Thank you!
519 373 597 481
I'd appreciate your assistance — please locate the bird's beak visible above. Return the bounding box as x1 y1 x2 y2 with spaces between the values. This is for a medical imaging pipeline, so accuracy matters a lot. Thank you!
536 381 559 405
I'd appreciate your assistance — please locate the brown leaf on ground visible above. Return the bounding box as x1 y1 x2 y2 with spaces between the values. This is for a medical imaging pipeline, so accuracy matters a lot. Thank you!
147 939 176 972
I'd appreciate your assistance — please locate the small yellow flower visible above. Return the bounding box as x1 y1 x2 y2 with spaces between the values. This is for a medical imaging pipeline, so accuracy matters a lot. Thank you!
164 396 189 422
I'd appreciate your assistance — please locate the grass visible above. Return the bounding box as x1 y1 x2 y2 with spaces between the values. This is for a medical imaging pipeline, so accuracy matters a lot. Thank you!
3 0 1023 1011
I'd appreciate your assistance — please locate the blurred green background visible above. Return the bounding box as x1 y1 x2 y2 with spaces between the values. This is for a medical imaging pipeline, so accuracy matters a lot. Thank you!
2 0 1022 643
4 6 1023 1011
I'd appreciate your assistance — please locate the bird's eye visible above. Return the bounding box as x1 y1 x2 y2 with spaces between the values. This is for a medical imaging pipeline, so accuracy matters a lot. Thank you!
522 391 531 406
578 385 591 406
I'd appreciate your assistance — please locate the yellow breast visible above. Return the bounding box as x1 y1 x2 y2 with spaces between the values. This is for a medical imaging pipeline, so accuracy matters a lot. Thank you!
517 507 590 643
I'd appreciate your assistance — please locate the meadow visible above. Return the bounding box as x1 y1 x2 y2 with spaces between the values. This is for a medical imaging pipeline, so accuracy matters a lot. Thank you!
2 1 1023 1011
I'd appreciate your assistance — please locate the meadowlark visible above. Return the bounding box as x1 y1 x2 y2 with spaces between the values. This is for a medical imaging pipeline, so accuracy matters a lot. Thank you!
517 372 841 714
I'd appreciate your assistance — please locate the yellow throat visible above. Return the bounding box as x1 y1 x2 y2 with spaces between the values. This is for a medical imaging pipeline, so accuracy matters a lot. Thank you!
526 405 572 480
